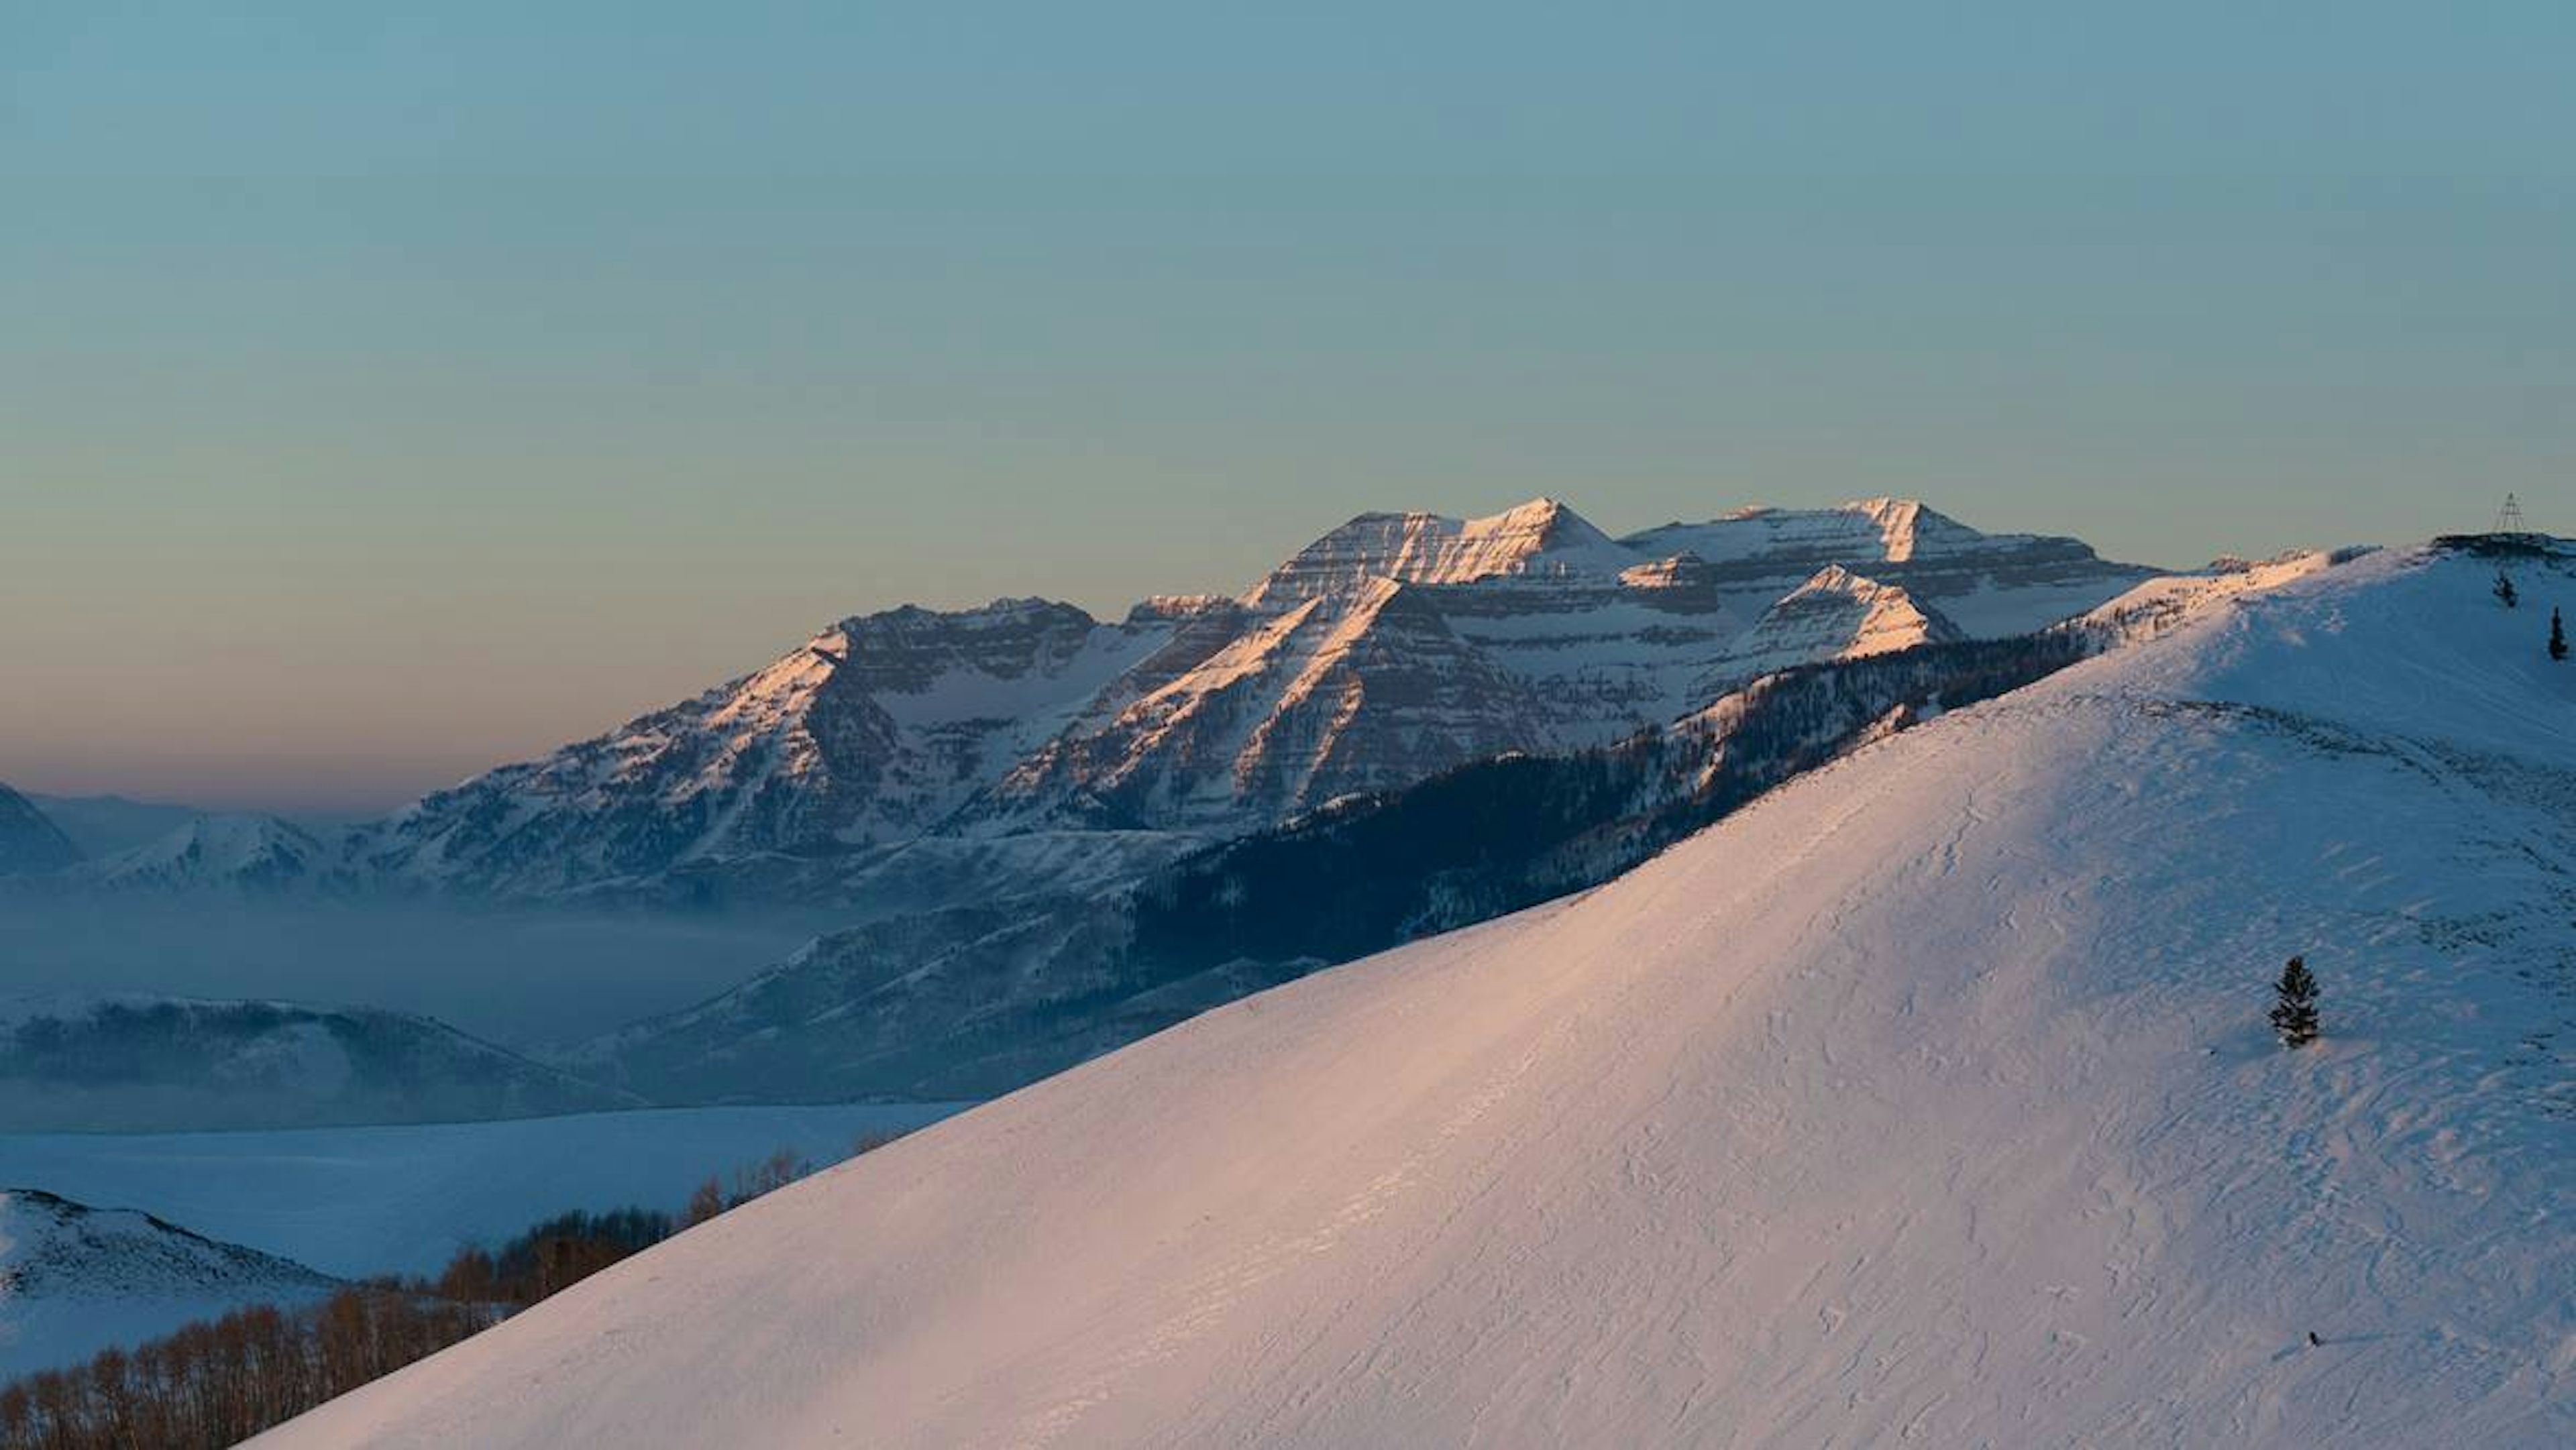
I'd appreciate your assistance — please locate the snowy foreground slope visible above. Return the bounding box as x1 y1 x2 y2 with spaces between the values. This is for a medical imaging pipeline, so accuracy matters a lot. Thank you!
263 545 2573 1449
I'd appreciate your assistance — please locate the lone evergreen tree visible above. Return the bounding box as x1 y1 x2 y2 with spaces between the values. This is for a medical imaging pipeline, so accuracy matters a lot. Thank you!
2552 608 2568 662
2271 956 2320 1048
2493 571 2518 608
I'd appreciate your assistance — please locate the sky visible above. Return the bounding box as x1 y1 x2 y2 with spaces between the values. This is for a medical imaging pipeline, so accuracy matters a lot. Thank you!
3 3 2571 814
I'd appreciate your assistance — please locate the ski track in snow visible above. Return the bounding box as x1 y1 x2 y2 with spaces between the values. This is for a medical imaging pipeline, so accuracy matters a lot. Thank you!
258 545 2575 1449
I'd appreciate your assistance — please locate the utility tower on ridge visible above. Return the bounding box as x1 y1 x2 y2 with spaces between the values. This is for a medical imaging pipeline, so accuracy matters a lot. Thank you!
2496 492 2528 536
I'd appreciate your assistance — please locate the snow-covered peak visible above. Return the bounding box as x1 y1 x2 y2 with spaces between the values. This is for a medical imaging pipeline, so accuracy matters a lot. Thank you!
822 598 1110 697
1788 561 1870 594
1615 553 1711 590
988 575 1542 830
1242 498 1631 608
699 632 844 735
1617 499 2156 638
833 594 1058 624
1696 566 1965 693
148 495 2158 907
1123 594 1240 625
1489 494 1614 546
364 594 1182 894
68 814 343 896
1625 497 1987 567
827 595 1089 644
1831 496 1982 562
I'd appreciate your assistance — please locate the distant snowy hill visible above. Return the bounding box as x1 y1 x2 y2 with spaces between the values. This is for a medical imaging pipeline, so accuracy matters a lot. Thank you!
60 814 356 897
261 540 2573 1448
0 785 80 878
0 1188 335 1377
0 995 637 1131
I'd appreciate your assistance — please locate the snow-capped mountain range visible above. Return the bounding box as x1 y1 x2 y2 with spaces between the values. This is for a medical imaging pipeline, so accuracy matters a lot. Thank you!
4 496 2157 907
256 539 2576 1449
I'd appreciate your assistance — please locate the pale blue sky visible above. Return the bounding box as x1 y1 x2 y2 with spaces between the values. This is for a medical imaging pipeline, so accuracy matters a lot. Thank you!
3 3 2570 812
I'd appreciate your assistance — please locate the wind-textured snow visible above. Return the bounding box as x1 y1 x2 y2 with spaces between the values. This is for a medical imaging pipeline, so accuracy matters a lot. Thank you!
257 541 2573 1449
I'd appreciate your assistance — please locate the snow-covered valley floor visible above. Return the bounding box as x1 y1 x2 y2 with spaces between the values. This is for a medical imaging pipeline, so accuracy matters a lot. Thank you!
259 544 2573 1448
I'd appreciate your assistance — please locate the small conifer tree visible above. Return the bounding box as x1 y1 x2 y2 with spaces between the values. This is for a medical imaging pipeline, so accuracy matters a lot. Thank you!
2270 955 2320 1048
2551 608 2568 662
2493 571 2518 608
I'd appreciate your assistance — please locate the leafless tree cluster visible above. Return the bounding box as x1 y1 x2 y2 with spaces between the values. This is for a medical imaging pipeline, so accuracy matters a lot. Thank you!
684 1146 816 1227
0 1288 488 1450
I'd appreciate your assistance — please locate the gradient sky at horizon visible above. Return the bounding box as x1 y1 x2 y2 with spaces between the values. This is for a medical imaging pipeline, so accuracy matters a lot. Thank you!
5 3 2573 814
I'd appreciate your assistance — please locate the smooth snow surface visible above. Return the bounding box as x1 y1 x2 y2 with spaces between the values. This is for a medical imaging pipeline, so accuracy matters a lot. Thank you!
262 545 2573 1449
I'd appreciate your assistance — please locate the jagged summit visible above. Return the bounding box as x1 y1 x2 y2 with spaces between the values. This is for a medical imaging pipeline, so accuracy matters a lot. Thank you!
1123 593 1239 624
19 496 2158 905
362 598 1178 895
1624 498 2153 636
1780 561 1962 642
986 576 1542 831
1241 497 1631 608
67 813 343 896
1695 565 1967 693
1628 496 2000 566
